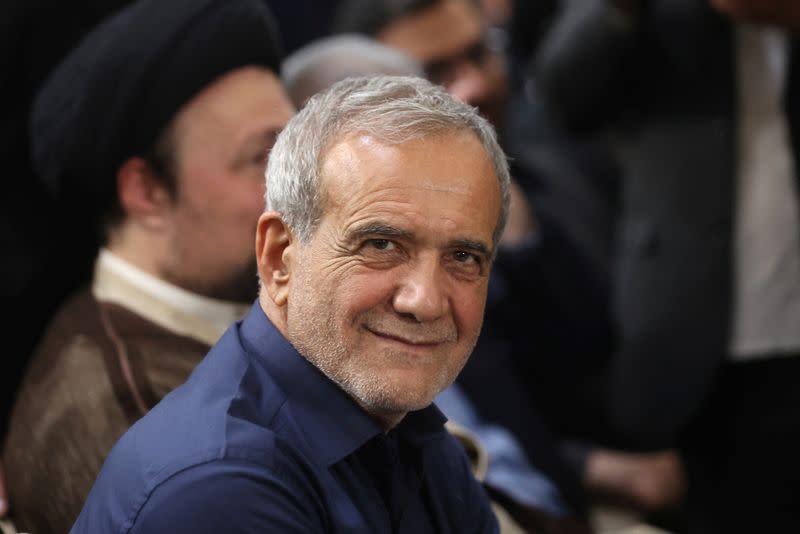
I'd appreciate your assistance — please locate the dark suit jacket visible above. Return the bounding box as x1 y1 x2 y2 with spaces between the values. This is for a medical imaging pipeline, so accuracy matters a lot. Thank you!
532 0 800 447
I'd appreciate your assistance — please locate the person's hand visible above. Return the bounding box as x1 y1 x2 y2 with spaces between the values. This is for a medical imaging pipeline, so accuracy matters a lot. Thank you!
0 460 7 517
709 0 800 30
585 449 686 512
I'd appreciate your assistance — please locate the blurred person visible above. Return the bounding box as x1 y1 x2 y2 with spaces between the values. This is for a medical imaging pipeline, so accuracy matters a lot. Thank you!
1 0 135 432
335 0 510 130
332 0 685 524
73 75 506 534
534 0 800 531
1 1 294 532
480 0 511 27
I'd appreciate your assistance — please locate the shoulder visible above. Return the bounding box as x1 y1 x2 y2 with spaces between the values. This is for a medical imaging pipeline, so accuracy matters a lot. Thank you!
5 290 126 460
74 338 316 533
73 436 326 534
129 455 327 533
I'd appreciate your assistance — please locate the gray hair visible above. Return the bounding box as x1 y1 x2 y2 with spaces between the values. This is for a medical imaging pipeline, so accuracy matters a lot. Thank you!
265 75 511 245
281 34 424 108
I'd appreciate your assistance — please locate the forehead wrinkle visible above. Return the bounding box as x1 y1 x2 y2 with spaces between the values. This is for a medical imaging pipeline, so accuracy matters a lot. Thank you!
420 179 471 195
337 187 415 223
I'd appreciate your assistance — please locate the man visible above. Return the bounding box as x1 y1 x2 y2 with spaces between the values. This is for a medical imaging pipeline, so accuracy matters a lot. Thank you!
534 0 800 531
2 1 293 532
280 35 578 529
73 75 506 533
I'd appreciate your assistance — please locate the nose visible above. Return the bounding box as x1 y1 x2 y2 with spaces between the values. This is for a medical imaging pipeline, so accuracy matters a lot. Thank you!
446 60 491 108
392 255 449 323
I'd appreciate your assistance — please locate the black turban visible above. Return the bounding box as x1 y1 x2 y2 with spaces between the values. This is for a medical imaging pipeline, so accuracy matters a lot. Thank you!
30 0 283 212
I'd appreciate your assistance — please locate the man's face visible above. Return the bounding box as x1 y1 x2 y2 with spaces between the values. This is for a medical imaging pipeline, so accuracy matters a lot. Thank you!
160 66 294 302
285 131 501 426
378 0 508 128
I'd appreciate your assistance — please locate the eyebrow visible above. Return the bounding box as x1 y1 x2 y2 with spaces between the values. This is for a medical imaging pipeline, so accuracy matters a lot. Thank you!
450 238 490 258
346 222 412 242
346 222 491 257
234 129 281 164
243 128 280 148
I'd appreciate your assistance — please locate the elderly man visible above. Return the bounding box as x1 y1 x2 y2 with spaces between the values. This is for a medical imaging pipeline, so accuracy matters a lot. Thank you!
280 35 576 525
2 1 293 533
72 75 507 533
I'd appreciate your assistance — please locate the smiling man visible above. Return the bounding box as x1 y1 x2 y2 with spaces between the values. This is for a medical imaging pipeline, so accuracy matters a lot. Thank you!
71 76 510 533
280 132 499 430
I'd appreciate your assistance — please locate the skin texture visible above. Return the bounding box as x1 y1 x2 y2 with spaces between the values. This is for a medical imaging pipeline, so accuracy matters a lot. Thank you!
378 0 508 129
258 131 502 429
110 66 295 302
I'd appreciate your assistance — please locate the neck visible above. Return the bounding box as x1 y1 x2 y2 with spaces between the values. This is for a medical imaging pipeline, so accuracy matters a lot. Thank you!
106 222 166 279
362 405 406 431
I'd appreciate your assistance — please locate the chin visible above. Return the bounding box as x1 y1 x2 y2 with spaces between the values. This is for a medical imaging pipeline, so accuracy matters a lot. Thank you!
359 380 441 416
332 360 454 420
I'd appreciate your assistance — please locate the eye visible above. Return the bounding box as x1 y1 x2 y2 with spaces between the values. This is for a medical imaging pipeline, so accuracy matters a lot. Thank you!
249 150 268 166
453 250 479 264
358 238 404 268
366 239 395 251
446 249 485 279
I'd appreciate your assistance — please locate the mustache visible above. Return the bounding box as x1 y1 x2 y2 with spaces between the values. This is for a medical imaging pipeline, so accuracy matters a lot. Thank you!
362 317 457 345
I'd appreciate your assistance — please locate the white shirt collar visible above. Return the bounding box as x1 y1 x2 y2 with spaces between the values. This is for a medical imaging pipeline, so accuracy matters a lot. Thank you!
92 249 251 345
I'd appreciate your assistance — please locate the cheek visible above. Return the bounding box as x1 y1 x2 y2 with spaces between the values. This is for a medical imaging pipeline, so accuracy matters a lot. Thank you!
181 162 265 213
451 285 488 339
332 270 399 318
219 177 266 219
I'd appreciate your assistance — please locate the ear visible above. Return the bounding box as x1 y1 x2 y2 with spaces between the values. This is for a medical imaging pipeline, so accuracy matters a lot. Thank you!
256 211 295 308
116 156 172 228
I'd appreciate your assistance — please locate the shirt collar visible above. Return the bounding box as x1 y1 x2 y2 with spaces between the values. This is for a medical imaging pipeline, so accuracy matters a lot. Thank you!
93 249 250 345
239 303 448 466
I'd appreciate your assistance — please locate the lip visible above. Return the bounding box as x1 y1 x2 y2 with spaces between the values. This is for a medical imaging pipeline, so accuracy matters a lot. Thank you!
366 327 446 348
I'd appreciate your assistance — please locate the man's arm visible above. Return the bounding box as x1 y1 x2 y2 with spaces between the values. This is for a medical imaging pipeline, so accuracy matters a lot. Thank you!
531 0 644 134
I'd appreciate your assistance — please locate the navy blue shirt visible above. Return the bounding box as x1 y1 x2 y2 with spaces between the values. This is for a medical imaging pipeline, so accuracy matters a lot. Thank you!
71 303 498 533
